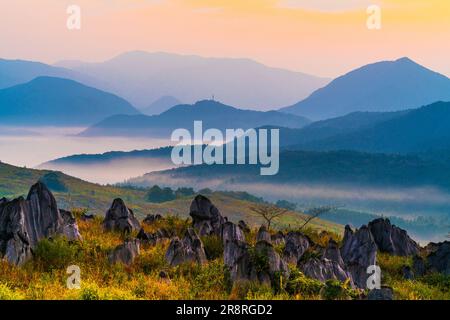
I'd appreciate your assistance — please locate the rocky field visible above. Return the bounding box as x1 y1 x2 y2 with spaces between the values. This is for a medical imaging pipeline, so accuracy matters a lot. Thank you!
0 182 448 300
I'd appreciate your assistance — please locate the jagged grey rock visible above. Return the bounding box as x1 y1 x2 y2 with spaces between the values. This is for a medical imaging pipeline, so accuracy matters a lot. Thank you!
368 218 419 256
59 209 82 241
323 240 345 267
255 240 290 283
108 239 140 266
271 231 285 246
256 225 271 243
143 214 162 224
412 255 426 277
165 228 207 266
283 231 310 265
238 220 250 233
300 240 354 286
341 225 377 289
189 195 224 236
102 198 141 233
427 241 450 275
300 257 353 285
0 182 81 266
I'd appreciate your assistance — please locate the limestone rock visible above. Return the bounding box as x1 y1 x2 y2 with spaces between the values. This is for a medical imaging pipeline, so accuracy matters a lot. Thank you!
189 195 224 235
143 214 162 224
0 182 81 266
238 220 250 233
256 225 271 243
427 241 450 275
165 228 207 266
283 231 310 265
59 209 82 241
368 218 419 256
102 199 141 233
341 225 377 289
109 240 140 266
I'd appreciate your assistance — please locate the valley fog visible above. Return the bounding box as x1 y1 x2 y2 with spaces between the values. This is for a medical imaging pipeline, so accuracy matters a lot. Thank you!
0 126 171 181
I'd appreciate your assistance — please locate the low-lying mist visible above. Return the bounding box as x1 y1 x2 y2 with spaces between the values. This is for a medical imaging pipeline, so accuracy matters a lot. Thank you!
0 126 170 170
132 173 450 242
40 158 179 185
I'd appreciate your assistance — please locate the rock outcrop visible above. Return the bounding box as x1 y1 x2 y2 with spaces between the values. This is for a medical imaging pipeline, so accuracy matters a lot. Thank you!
0 182 81 266
59 209 82 241
427 241 450 275
341 225 377 288
137 227 173 245
271 232 285 246
368 218 419 256
189 195 224 236
300 240 354 286
238 220 250 233
256 225 271 243
283 231 310 265
165 228 207 266
143 214 162 224
108 240 140 266
102 199 141 233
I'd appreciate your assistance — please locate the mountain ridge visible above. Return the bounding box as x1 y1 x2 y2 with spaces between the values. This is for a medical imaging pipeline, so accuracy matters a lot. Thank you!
280 57 450 119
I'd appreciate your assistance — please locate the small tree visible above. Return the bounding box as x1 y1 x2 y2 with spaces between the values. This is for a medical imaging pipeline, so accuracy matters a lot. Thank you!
298 206 338 230
249 203 289 230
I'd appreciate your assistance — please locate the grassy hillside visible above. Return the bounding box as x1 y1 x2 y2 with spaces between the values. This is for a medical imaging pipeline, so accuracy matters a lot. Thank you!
0 215 447 300
0 161 341 233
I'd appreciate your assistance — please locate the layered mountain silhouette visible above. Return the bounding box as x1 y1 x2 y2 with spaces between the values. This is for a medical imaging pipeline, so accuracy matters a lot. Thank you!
0 76 139 125
0 58 96 89
141 96 181 115
79 100 310 137
127 150 450 191
284 101 450 153
280 57 450 120
56 51 329 110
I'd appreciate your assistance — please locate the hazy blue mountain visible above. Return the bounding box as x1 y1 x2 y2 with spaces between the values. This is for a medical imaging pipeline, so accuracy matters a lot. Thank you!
265 109 410 148
0 58 97 89
79 100 310 137
287 101 450 153
56 51 329 110
128 149 450 191
141 96 181 115
40 147 173 166
0 76 139 125
280 57 450 119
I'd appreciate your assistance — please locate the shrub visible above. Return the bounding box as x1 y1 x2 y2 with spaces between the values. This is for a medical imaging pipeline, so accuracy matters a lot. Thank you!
0 283 24 300
192 260 229 299
286 268 323 297
320 279 356 300
146 185 176 203
34 237 81 271
201 235 224 260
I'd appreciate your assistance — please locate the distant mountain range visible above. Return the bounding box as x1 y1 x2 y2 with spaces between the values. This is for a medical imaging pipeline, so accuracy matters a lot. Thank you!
56 51 329 110
79 100 310 137
280 57 450 120
0 58 96 90
282 101 450 154
141 96 182 115
0 76 139 125
127 149 450 191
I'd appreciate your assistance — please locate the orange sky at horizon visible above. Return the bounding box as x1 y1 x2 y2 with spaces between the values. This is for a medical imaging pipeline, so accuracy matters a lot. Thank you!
0 0 448 78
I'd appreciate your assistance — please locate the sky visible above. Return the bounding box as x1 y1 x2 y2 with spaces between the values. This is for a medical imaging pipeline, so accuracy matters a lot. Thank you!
0 0 449 78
